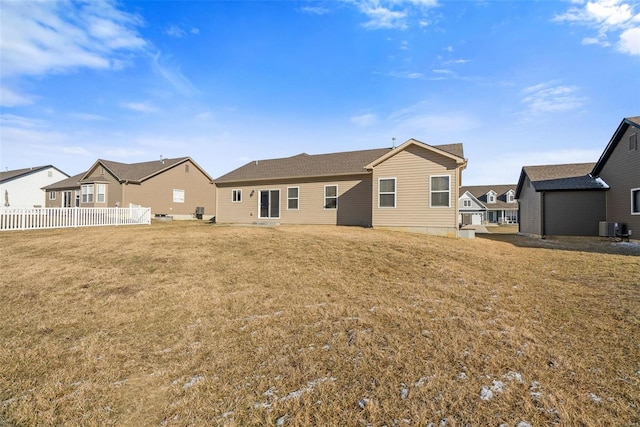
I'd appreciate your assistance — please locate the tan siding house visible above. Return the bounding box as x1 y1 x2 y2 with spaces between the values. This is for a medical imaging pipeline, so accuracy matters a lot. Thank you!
43 157 215 219
215 139 467 236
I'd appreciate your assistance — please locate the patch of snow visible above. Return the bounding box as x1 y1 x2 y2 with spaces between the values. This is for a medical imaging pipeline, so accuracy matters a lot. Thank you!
280 377 336 402
492 380 506 393
222 411 234 418
516 422 532 427
458 372 467 380
480 386 493 401
263 387 277 397
322 344 330 350
504 371 523 383
253 402 272 409
414 376 434 387
589 392 603 403
358 398 370 409
400 385 409 399
182 375 204 390
276 415 287 426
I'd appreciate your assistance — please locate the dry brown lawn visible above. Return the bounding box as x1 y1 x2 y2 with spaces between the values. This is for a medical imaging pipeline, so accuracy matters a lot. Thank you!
1 222 639 426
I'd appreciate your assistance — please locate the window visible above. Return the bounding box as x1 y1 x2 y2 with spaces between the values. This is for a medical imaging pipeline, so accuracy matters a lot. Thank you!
96 184 106 203
173 189 185 203
630 133 638 151
487 191 496 204
430 176 450 207
287 187 299 210
463 199 471 207
232 189 242 203
632 188 640 215
49 191 56 200
81 184 94 203
507 191 515 203
324 185 338 209
47 171 53 177
378 178 396 208
185 164 190 173
259 189 280 218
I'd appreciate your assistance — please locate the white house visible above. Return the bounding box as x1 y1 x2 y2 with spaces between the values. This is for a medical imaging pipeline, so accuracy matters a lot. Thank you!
0 166 69 208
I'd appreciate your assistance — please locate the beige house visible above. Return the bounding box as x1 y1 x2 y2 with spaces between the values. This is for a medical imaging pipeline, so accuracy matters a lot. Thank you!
43 157 215 219
215 139 467 236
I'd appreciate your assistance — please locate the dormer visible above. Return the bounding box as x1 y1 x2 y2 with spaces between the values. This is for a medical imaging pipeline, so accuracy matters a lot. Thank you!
506 189 516 203
486 190 497 204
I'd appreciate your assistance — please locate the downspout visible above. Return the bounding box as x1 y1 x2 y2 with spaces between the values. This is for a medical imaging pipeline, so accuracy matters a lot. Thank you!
540 191 546 239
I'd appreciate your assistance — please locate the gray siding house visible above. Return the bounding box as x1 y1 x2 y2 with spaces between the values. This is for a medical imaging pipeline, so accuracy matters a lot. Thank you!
591 116 640 237
515 163 608 237
459 185 518 225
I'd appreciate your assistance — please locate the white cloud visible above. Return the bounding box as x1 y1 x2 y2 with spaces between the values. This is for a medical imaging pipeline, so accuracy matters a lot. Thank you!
361 5 408 29
120 102 159 113
165 25 200 38
299 6 331 15
618 27 640 54
554 0 640 55
521 82 587 115
68 113 108 121
351 113 379 127
151 52 197 96
0 0 146 78
0 86 35 107
353 0 439 30
388 102 482 135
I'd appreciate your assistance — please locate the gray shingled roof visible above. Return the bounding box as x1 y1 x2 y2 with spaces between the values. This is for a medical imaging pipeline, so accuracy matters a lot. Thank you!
215 143 464 183
1 165 68 183
81 157 190 184
523 163 608 191
42 172 87 190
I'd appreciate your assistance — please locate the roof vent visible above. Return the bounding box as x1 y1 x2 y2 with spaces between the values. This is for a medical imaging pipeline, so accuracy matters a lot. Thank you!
160 155 164 164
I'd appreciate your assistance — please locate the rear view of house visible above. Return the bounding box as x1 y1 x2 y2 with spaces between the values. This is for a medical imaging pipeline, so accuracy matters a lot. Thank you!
43 157 215 219
0 166 69 208
215 139 467 237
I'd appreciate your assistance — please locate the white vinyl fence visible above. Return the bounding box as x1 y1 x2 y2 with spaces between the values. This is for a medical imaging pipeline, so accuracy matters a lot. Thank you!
0 207 151 231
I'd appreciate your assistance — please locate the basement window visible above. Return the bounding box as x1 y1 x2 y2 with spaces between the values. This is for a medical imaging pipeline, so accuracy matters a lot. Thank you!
632 188 640 215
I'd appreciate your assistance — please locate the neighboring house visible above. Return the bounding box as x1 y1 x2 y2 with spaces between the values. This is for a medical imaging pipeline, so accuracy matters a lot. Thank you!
0 166 69 208
215 139 467 237
459 185 518 225
591 116 640 237
515 163 609 237
43 157 215 219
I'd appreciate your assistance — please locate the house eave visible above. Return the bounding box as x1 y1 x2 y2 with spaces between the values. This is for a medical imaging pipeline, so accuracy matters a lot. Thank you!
215 170 371 186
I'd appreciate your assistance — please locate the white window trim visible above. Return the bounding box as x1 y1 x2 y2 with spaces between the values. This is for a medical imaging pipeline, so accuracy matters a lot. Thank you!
507 190 515 203
49 191 56 201
258 189 281 219
232 189 242 203
324 185 338 210
287 186 299 210
173 189 185 203
632 187 640 215
81 184 94 203
487 190 497 204
463 199 472 207
96 184 106 203
430 175 451 208
378 177 396 208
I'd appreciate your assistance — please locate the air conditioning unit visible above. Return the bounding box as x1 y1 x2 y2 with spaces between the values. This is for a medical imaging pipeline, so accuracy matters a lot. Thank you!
599 221 618 237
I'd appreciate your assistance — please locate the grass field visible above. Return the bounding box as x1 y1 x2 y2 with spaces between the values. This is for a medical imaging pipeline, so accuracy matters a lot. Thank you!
1 222 639 426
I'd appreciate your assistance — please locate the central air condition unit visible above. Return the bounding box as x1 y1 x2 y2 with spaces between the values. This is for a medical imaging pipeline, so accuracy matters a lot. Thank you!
599 221 618 237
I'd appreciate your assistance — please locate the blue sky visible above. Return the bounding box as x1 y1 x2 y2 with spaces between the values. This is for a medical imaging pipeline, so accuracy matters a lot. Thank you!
1 0 639 185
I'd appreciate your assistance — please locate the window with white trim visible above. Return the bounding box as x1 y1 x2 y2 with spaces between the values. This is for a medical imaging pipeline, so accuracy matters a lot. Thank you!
49 191 56 200
487 191 496 204
378 178 396 208
430 176 450 207
324 185 338 209
232 189 242 203
81 184 94 203
507 190 515 203
96 184 106 203
632 188 640 215
287 187 299 210
463 199 471 207
173 189 185 203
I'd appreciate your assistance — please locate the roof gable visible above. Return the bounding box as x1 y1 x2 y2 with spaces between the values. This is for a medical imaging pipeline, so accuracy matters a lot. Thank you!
459 191 486 210
42 172 87 190
365 139 466 169
79 157 212 184
592 116 640 176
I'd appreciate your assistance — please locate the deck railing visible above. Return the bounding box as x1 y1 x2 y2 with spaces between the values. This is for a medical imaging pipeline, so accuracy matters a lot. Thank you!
0 207 151 231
